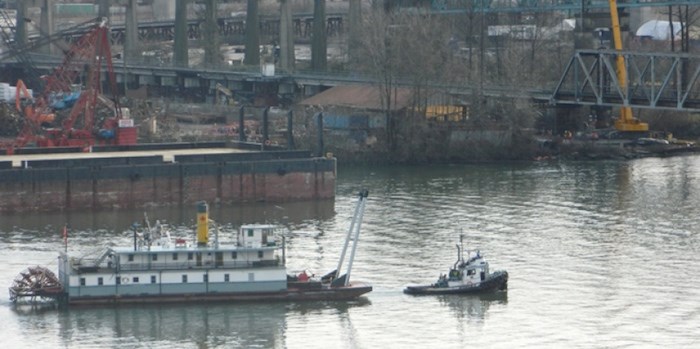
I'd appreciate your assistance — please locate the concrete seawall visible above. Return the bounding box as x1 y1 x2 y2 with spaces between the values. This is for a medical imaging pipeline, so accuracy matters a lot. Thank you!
0 147 336 212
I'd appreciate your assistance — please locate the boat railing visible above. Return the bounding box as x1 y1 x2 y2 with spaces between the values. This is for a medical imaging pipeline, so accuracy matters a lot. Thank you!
113 259 282 272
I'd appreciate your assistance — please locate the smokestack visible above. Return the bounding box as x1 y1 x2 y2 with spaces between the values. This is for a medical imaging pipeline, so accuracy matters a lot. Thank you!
196 201 209 246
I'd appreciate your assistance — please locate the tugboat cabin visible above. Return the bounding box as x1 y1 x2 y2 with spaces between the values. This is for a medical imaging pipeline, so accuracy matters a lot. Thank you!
449 250 489 286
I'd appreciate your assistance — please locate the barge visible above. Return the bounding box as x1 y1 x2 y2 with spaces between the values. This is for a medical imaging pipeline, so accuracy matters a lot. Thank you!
0 142 336 212
9 191 372 305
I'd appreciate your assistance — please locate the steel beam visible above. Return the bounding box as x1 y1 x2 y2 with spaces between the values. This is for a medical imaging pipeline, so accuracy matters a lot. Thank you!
551 49 700 112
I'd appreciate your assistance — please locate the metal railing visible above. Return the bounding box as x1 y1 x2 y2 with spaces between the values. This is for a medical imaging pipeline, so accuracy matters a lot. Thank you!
74 259 282 273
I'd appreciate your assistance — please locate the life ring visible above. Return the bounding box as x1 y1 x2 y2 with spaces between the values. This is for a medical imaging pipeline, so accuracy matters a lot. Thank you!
122 277 129 284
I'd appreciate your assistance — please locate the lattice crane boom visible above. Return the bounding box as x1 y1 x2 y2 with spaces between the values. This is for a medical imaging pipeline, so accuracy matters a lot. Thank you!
2 18 123 151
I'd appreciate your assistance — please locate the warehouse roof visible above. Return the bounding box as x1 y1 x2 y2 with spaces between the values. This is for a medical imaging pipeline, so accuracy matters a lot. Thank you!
299 85 413 111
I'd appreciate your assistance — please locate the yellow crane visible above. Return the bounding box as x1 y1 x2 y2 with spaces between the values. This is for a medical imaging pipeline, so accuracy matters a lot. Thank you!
609 0 648 132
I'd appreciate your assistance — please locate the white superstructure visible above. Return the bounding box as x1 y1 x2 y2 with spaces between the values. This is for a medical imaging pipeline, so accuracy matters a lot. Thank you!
58 206 289 304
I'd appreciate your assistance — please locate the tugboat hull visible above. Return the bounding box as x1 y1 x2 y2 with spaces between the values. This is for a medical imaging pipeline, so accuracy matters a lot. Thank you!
404 271 508 296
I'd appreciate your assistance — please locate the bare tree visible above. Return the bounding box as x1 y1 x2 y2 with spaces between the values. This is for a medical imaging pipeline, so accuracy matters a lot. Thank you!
659 6 700 96
354 10 397 150
355 10 464 153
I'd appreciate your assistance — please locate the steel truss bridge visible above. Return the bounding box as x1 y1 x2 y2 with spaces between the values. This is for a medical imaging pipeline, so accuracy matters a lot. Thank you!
551 50 700 112
413 0 698 13
7 49 700 113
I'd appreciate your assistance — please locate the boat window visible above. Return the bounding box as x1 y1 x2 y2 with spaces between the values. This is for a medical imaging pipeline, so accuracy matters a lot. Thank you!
247 229 254 237
258 251 263 258
182 275 188 283
188 252 194 260
467 269 475 276
203 274 208 283
133 277 139 283
151 275 156 284
98 277 103 286
151 254 158 261
172 253 178 260
128 254 134 262
80 278 85 286
116 278 121 285
224 274 230 282
231 251 237 259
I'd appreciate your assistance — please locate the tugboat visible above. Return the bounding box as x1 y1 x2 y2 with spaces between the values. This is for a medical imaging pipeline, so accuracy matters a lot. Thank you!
404 234 508 295
9 191 372 306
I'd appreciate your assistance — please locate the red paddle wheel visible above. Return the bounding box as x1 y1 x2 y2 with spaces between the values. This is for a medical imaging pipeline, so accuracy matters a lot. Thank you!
8 266 63 303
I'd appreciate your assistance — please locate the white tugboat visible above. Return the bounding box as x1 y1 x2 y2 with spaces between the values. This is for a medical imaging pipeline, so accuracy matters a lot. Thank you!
404 234 508 295
10 191 372 306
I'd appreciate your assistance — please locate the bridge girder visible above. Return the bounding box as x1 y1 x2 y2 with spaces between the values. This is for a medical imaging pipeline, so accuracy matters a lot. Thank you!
551 49 700 112
412 0 698 14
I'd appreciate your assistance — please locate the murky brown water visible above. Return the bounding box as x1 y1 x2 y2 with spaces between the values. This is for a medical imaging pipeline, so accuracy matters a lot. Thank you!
2 155 700 348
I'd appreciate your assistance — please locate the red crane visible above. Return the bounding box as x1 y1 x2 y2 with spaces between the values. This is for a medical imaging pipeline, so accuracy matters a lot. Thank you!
4 18 132 152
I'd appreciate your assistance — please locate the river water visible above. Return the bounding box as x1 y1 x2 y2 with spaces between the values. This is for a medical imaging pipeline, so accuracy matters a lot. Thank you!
2 155 700 348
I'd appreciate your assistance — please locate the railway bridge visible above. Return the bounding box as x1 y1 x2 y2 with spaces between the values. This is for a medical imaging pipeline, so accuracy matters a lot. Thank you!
3 1 700 113
5 49 700 114
54 13 346 46
551 50 700 112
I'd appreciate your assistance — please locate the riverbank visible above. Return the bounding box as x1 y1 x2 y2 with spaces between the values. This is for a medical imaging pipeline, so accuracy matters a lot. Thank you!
536 131 699 161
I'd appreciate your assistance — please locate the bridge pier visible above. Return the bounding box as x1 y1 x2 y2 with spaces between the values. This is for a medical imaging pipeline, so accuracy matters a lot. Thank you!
14 0 54 53
279 0 295 71
124 0 139 60
244 0 260 66
39 0 54 55
311 0 327 71
173 0 189 68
